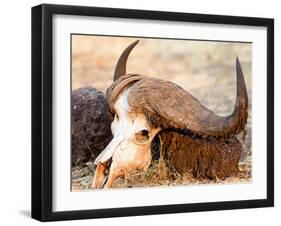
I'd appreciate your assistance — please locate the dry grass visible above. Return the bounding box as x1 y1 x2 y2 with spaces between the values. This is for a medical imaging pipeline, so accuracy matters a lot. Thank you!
72 156 251 191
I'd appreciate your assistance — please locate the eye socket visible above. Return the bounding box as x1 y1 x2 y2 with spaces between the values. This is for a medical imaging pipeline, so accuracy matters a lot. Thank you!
134 130 150 144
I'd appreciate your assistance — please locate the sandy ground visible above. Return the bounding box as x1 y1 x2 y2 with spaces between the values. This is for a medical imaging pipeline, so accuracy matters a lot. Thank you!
71 35 252 191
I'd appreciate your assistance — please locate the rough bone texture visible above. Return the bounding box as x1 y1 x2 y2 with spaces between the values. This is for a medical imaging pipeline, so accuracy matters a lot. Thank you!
158 130 242 179
72 87 113 166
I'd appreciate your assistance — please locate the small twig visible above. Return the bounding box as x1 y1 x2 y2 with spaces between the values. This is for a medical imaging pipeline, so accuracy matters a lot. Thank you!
86 142 96 159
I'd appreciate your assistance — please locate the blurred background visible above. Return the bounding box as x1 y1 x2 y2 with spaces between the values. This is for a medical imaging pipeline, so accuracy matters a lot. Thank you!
72 35 251 116
71 35 252 190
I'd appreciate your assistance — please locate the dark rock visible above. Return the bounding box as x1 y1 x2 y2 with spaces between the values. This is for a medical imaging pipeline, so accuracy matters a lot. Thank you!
72 87 113 166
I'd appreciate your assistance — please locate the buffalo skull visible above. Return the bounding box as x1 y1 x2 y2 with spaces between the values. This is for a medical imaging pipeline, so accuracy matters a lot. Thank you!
91 40 248 189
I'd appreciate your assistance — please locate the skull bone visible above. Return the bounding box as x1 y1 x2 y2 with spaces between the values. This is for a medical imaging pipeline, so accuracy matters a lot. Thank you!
91 88 160 189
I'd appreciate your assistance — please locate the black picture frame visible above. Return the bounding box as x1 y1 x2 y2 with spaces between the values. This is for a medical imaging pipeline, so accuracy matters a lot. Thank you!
31 3 274 222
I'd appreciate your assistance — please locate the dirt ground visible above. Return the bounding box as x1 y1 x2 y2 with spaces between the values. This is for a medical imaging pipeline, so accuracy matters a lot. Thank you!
71 35 252 191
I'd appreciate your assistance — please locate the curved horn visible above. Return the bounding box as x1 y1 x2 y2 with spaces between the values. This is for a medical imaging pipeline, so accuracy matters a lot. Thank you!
127 57 248 138
113 40 139 81
225 57 248 134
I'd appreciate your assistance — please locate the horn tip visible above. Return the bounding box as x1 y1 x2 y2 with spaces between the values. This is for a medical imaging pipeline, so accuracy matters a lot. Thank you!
113 40 140 81
236 57 241 66
132 39 140 46
236 57 243 73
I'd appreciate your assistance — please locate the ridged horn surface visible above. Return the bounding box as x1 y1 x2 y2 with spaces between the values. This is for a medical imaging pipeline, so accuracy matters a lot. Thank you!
124 57 248 138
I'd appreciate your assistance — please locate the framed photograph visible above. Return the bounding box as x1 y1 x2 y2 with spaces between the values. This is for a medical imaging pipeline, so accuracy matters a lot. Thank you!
32 4 274 221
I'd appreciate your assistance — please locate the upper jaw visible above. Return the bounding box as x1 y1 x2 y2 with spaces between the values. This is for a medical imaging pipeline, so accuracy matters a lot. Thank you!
91 158 112 189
